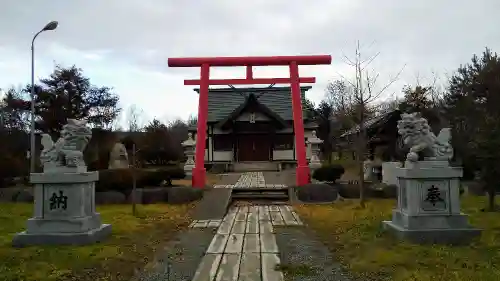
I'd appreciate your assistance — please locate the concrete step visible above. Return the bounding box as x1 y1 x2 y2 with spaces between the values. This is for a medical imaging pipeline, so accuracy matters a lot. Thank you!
231 187 289 192
231 188 289 201
233 162 279 172
232 193 289 200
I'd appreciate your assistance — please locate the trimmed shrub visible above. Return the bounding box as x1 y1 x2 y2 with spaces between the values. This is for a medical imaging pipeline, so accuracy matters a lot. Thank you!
295 183 339 203
0 154 27 188
95 191 127 204
312 164 345 182
138 170 165 187
138 167 185 187
97 167 186 193
97 168 134 193
369 182 397 198
140 188 169 204
153 166 186 186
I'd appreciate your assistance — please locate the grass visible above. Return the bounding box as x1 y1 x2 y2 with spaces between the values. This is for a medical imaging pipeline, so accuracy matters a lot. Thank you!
294 195 500 281
0 202 195 281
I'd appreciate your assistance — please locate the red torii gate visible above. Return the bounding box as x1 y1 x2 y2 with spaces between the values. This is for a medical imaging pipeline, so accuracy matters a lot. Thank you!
168 55 332 188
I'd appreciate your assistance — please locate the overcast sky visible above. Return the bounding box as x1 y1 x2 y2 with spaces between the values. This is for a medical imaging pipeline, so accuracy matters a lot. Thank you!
0 0 498 127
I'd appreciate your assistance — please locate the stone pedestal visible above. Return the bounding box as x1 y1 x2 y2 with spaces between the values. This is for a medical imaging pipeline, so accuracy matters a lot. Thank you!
12 171 112 247
382 161 481 244
182 133 196 179
307 130 322 170
382 161 402 186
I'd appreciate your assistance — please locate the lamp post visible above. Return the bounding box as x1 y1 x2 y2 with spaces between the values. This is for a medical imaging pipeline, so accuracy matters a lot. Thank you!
30 21 58 173
131 144 141 216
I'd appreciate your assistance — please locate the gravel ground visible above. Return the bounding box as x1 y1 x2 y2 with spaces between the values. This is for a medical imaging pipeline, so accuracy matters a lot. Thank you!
274 227 354 281
192 188 232 220
136 228 215 281
217 173 243 185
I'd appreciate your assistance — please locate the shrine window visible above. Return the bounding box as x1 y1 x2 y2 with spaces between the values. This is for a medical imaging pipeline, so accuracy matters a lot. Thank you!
274 134 294 150
213 135 233 151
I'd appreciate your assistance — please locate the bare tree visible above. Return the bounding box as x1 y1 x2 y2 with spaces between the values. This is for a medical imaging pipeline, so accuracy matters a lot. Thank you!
325 80 353 111
374 97 401 114
126 105 144 132
339 40 406 207
411 72 446 108
110 114 123 132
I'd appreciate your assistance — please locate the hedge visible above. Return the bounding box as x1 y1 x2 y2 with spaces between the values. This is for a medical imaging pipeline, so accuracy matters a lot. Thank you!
312 164 345 182
96 167 185 192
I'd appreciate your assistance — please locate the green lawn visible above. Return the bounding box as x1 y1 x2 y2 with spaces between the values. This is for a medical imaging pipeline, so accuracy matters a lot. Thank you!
0 203 194 281
295 195 500 281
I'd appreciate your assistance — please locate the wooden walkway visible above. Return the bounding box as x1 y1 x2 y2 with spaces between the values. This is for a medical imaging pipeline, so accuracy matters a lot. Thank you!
187 172 303 281
189 205 303 281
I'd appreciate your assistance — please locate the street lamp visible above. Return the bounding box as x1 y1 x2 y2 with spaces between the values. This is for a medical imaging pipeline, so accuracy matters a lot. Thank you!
30 21 58 173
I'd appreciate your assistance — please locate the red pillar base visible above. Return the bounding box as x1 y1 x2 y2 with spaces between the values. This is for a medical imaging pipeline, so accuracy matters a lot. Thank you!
295 165 311 186
192 167 206 188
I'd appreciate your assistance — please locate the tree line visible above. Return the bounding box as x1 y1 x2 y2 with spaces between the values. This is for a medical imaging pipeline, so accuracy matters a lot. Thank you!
308 46 499 210
0 64 196 180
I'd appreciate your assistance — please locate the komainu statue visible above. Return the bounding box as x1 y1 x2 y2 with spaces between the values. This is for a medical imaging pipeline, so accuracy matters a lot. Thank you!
40 119 92 172
397 112 453 162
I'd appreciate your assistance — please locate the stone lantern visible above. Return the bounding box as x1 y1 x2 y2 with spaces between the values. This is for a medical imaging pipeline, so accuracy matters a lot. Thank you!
182 133 196 178
307 130 323 170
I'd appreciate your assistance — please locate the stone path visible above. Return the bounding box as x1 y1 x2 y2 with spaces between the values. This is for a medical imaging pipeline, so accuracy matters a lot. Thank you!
213 184 288 189
140 172 353 281
214 172 287 189
188 172 301 281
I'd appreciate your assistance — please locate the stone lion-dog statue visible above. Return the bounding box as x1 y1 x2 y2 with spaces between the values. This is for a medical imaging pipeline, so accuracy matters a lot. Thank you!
397 112 453 162
40 119 92 171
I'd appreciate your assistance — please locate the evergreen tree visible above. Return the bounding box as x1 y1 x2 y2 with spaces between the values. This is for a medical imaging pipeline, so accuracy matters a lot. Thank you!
140 119 181 165
444 48 500 211
399 85 442 132
5 65 120 138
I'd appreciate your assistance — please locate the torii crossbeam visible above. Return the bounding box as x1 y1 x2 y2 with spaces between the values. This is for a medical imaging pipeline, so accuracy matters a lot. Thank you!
168 55 332 188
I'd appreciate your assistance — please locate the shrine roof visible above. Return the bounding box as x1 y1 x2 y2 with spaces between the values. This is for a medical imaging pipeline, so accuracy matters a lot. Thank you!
216 93 288 130
339 109 401 138
193 86 312 122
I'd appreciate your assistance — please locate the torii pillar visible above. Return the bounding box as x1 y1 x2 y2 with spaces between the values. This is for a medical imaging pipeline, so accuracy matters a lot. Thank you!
168 55 332 188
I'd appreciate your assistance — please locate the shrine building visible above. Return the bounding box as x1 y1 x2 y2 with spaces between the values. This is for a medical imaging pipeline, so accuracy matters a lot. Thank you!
188 86 318 171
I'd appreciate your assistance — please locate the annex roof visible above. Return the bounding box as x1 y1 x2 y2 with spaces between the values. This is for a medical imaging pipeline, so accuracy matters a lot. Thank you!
339 109 401 138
